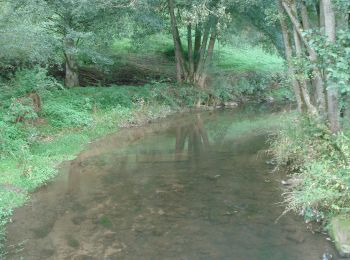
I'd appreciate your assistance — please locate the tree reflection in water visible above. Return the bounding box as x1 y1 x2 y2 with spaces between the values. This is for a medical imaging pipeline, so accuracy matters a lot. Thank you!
175 114 209 161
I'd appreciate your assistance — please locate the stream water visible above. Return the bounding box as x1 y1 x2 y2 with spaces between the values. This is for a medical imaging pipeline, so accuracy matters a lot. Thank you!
5 108 337 259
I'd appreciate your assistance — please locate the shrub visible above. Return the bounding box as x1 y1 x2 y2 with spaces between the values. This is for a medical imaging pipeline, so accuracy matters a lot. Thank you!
12 67 63 96
4 97 38 123
0 120 30 159
43 100 92 128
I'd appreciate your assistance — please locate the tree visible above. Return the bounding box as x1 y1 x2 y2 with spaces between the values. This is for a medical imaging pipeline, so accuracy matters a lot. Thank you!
166 0 230 90
323 0 340 132
277 0 303 112
0 1 57 71
14 0 136 87
278 0 350 133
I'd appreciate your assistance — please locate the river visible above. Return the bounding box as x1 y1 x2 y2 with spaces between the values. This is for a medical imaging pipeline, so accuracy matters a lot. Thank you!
5 108 337 259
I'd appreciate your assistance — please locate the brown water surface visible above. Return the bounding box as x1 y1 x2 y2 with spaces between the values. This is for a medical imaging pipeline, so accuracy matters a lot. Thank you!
6 109 337 259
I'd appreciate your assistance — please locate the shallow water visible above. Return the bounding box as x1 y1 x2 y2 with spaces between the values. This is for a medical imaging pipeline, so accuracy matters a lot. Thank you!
6 108 337 259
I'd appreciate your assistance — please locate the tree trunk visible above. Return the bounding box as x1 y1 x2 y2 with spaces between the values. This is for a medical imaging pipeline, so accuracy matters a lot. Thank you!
300 1 311 29
283 0 327 117
323 0 341 133
195 19 212 77
290 0 317 115
197 24 217 88
194 24 202 71
195 16 218 85
282 1 316 54
300 0 327 117
168 0 186 83
187 24 194 81
277 0 303 112
294 32 317 115
320 0 325 28
64 38 79 88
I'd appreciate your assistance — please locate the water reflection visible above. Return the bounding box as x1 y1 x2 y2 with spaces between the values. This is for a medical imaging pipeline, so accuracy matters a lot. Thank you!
5 110 337 260
175 114 209 161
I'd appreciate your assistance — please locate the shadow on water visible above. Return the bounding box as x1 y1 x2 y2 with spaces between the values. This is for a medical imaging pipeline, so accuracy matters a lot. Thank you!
5 107 337 259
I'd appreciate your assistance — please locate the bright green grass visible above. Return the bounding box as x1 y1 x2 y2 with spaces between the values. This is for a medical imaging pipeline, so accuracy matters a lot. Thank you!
112 34 173 54
112 33 284 74
213 45 284 73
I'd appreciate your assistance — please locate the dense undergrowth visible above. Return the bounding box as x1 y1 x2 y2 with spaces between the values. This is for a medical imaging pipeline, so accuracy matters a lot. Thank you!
271 115 350 225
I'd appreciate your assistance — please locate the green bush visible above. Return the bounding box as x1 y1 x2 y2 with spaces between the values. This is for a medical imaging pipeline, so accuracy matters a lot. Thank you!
43 100 92 128
12 67 63 96
4 97 38 123
0 120 31 159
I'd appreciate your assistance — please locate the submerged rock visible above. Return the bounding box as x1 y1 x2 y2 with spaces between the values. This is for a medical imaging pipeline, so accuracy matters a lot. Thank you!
281 177 302 188
330 216 350 257
223 101 238 107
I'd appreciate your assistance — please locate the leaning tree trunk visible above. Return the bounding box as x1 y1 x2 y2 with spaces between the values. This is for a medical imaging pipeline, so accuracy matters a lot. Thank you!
300 0 327 117
64 38 79 88
323 0 341 133
277 0 303 112
290 0 317 115
293 30 317 115
282 0 327 117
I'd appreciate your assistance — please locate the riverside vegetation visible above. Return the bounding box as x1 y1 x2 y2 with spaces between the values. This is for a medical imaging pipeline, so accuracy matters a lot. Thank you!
0 0 350 257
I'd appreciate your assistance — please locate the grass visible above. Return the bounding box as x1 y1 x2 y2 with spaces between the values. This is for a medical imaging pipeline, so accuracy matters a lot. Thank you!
213 45 284 73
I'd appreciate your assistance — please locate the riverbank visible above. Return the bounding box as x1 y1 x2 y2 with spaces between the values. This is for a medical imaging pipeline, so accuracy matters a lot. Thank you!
271 115 350 257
